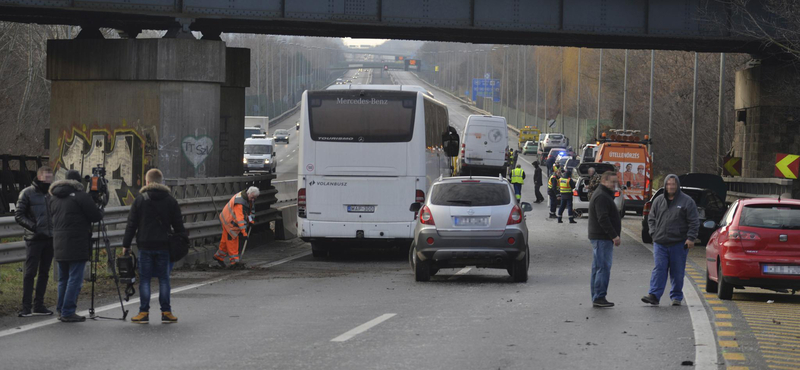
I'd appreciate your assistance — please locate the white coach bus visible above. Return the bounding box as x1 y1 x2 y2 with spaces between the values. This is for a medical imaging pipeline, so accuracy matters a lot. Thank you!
297 85 459 257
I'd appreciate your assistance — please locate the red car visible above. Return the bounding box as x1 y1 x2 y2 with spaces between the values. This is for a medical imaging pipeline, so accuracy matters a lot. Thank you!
706 198 800 300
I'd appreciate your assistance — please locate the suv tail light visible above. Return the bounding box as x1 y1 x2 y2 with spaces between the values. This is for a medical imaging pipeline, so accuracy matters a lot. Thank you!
419 205 435 225
642 202 652 217
572 189 578 196
298 188 307 218
415 190 425 203
507 204 522 225
614 190 620 197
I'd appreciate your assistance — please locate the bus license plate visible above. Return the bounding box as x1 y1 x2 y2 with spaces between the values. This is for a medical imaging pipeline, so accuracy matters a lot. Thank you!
454 217 489 226
347 205 375 213
763 265 800 275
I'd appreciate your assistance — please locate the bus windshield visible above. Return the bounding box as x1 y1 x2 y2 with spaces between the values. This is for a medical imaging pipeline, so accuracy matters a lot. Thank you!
307 90 416 143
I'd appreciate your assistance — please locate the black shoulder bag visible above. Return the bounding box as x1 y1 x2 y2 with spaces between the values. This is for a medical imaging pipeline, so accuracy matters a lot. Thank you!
142 193 189 262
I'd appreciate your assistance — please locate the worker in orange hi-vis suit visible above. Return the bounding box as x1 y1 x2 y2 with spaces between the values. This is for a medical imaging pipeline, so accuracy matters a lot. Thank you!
214 187 260 267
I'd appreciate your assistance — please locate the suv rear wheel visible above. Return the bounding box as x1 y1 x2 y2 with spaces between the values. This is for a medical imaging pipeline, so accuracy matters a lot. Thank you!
410 245 431 282
509 247 530 283
717 261 734 300
705 267 718 293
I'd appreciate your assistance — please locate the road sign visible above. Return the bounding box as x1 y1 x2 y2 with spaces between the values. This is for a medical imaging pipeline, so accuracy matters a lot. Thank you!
775 153 800 179
409 59 416 65
471 78 501 102
723 156 741 177
547 119 556 128
484 73 490 79
383 65 388 71
435 66 439 72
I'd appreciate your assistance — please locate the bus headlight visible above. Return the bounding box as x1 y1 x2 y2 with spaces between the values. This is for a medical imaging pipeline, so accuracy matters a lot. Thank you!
264 159 270 164
242 157 247 164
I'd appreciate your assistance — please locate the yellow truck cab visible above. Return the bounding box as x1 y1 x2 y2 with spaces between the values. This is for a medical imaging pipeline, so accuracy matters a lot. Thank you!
518 126 541 150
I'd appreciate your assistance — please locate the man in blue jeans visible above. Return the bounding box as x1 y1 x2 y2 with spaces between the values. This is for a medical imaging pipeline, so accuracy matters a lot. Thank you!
587 172 621 308
49 170 104 322
123 169 186 324
642 174 700 306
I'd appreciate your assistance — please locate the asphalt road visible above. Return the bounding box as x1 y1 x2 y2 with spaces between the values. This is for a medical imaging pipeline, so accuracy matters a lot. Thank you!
0 70 705 370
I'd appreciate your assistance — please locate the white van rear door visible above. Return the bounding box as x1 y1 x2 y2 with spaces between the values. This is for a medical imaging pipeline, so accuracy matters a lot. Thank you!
465 123 506 166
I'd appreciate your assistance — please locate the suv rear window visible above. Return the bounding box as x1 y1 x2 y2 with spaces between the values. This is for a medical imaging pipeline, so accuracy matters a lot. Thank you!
430 183 511 207
548 134 563 140
740 204 800 229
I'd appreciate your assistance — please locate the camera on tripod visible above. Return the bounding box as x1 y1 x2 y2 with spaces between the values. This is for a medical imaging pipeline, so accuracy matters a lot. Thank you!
85 164 109 207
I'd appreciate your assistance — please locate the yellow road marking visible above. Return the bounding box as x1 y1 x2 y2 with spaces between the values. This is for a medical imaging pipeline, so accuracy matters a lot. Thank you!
719 340 739 347
716 322 733 327
763 353 800 361
718 331 736 337
712 306 729 311
723 352 746 361
725 367 748 370
704 294 716 299
706 299 723 305
716 313 732 319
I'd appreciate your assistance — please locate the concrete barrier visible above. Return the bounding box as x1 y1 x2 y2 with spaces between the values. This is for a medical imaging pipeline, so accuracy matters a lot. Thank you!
275 204 298 240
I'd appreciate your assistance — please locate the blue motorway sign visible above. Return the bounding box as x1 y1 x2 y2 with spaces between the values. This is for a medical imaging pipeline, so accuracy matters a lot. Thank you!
472 78 501 102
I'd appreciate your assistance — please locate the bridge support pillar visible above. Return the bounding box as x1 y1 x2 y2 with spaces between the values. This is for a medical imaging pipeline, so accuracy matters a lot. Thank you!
46 38 249 206
733 59 800 197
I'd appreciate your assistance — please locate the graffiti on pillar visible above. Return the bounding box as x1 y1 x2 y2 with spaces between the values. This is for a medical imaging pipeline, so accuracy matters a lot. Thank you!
181 135 214 169
53 126 148 206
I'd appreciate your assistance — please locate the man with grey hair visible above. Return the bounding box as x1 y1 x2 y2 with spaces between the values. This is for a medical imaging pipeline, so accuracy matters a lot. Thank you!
214 186 259 267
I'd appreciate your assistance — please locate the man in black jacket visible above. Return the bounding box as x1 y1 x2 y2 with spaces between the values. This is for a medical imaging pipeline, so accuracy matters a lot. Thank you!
49 170 104 322
587 172 622 308
532 161 544 204
14 166 55 317
123 168 186 324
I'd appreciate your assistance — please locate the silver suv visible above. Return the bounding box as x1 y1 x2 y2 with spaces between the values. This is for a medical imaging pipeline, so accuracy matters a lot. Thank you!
409 176 532 282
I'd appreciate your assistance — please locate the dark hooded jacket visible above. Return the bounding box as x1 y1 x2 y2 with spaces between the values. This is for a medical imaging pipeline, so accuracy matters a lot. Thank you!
123 183 186 250
647 174 700 244
533 164 543 186
14 179 53 241
49 180 104 262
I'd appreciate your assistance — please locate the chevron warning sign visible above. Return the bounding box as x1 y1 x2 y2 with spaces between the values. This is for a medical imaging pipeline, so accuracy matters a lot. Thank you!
723 156 741 177
775 153 800 179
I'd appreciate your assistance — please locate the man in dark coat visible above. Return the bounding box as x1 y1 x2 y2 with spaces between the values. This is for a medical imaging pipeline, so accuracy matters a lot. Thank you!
588 171 622 308
49 170 104 322
14 166 55 317
123 168 186 324
532 161 544 203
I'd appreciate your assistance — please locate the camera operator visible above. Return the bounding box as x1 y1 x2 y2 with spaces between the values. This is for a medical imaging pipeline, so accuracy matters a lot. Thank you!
122 169 185 324
14 166 54 317
49 170 104 323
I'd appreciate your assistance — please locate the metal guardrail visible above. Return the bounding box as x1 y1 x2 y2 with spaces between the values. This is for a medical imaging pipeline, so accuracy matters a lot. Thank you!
724 177 793 202
0 174 280 265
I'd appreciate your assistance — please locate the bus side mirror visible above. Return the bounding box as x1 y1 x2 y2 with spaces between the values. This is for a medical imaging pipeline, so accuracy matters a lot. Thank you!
442 127 460 157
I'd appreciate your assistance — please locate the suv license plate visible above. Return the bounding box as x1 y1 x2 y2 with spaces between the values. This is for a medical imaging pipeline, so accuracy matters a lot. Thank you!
454 217 489 226
347 205 375 213
763 265 800 275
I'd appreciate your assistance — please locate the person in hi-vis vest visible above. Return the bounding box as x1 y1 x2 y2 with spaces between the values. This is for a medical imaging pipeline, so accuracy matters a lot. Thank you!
214 187 259 267
557 170 577 224
510 164 526 202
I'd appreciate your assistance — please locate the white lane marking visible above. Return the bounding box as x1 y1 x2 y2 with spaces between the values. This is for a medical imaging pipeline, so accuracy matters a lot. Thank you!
331 313 397 342
0 251 311 339
292 149 297 153
279 159 284 163
621 228 718 370
448 267 471 280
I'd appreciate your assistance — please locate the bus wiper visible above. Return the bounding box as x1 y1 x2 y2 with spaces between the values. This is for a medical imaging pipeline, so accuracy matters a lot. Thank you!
446 199 473 205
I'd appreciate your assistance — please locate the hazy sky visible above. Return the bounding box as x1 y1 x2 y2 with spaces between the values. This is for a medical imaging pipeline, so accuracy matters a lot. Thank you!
341 38 387 46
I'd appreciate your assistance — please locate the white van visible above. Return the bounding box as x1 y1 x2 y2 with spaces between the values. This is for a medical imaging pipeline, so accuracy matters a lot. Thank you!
244 136 277 173
457 115 509 177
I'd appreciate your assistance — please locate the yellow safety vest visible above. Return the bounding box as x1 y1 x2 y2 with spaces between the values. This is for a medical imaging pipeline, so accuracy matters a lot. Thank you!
511 168 524 184
559 178 573 194
548 175 558 189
